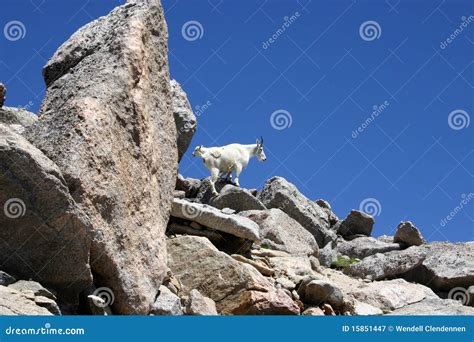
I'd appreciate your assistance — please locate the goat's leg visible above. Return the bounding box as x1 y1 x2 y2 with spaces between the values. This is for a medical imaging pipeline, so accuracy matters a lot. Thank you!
233 164 243 187
210 168 219 195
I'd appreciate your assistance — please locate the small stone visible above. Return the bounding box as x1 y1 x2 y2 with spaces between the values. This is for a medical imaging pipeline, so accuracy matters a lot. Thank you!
394 221 425 247
0 271 16 286
150 286 183 316
185 289 218 316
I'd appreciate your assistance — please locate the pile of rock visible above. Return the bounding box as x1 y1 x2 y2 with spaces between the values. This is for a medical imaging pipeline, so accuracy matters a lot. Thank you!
0 0 472 316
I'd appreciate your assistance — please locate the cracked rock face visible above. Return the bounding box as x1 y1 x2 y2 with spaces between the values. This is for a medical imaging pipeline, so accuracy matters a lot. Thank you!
0 124 92 302
170 79 196 161
27 0 177 314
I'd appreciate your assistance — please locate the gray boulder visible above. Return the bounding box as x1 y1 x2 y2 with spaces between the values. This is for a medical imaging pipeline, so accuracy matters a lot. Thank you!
167 236 299 315
185 289 218 316
0 106 37 134
337 210 374 237
171 198 260 241
9 280 56 300
403 242 474 291
26 0 177 314
240 208 319 256
258 176 335 247
315 199 339 227
318 242 338 267
0 271 16 286
393 221 425 247
336 236 401 259
297 279 344 309
210 185 266 212
171 79 196 161
195 177 231 203
150 285 183 316
0 124 92 302
176 174 201 198
344 246 427 280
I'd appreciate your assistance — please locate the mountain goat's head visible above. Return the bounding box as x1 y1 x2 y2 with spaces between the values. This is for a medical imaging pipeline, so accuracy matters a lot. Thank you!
256 137 267 162
192 145 204 157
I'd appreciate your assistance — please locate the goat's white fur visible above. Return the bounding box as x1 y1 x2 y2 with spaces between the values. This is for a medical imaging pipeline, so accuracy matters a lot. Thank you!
193 139 266 195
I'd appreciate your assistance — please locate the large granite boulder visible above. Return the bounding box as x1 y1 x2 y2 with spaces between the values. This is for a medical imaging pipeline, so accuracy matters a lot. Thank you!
240 208 319 256
210 185 266 212
167 236 299 315
0 285 54 315
403 242 474 291
344 246 427 280
0 124 92 302
336 236 401 259
27 0 177 314
258 177 335 247
171 199 259 241
337 210 374 237
0 106 37 135
393 221 425 247
170 79 196 161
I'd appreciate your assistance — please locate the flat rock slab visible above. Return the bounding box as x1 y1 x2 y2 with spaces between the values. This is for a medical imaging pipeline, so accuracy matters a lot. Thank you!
387 297 474 315
344 246 427 280
240 208 319 256
349 279 429 311
171 199 260 241
336 237 401 259
0 285 53 315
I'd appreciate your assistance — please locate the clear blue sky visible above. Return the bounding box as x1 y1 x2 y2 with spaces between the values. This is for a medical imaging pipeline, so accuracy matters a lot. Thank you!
1 0 472 242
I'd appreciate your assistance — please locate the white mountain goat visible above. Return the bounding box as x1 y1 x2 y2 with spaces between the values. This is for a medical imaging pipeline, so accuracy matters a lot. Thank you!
192 137 267 195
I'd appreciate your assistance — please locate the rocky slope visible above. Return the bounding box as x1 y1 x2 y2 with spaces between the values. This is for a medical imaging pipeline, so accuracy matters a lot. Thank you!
0 0 472 316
